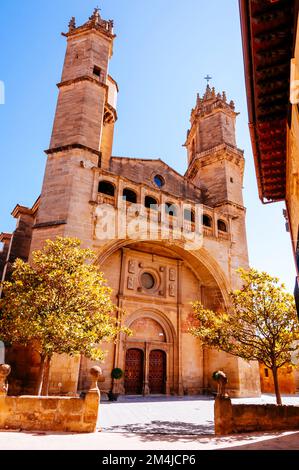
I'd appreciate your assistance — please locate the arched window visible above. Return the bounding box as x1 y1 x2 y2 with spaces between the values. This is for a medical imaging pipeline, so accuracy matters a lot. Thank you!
165 202 177 217
145 195 158 209
184 208 195 223
217 219 227 232
203 214 212 227
98 180 115 197
122 188 137 203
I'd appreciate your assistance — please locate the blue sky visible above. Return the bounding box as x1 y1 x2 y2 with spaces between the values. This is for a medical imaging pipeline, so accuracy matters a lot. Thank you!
0 0 295 291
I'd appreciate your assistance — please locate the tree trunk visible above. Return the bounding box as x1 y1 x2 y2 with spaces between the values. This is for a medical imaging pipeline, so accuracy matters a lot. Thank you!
271 366 282 405
36 354 46 396
41 356 51 396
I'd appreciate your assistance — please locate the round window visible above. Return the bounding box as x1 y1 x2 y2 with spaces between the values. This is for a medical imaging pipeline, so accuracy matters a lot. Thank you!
141 272 155 289
154 174 165 188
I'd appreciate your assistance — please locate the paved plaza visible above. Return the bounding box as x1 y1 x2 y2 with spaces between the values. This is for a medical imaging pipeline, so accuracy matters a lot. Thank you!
0 395 299 450
100 395 215 435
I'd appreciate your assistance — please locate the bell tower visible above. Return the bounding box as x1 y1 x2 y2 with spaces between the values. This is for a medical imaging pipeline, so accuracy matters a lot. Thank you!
184 85 244 208
49 8 117 167
30 9 118 251
185 85 249 279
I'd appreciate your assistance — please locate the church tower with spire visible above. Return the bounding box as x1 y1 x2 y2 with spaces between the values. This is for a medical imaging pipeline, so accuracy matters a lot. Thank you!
185 84 244 208
185 84 249 282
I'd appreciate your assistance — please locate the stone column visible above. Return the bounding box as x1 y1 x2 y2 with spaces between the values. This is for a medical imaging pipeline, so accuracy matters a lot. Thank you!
83 366 102 433
143 342 150 395
112 248 127 395
201 286 209 394
165 349 170 395
177 260 184 395
213 209 218 238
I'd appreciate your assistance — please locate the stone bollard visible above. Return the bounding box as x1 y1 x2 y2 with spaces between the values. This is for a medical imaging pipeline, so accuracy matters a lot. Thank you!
213 370 228 397
89 365 105 390
83 366 103 432
214 396 233 435
0 364 11 397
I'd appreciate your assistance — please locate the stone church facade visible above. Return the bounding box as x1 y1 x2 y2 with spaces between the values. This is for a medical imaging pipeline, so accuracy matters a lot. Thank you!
0 9 261 397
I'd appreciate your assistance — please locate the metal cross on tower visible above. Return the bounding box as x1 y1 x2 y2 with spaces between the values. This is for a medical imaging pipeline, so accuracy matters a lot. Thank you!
204 75 212 85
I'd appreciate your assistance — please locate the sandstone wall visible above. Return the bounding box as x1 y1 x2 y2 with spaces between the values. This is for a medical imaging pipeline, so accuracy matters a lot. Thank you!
0 391 99 433
110 157 202 202
215 396 299 435
260 364 296 395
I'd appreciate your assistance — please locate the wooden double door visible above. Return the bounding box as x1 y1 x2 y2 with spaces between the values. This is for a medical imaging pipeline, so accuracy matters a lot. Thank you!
124 348 166 395
124 348 144 394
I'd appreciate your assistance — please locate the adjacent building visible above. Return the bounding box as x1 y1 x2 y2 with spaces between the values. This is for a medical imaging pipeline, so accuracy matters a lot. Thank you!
239 0 299 312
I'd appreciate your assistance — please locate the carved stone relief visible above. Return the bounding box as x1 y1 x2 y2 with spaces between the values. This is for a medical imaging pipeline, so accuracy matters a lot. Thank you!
128 259 136 274
169 283 175 297
169 268 176 281
127 276 135 290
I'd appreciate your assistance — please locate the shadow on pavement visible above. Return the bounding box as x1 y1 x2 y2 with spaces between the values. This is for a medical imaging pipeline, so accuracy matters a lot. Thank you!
100 428 299 448
102 419 214 436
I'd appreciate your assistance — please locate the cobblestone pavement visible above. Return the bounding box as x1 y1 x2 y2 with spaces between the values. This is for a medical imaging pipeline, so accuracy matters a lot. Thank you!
0 395 299 450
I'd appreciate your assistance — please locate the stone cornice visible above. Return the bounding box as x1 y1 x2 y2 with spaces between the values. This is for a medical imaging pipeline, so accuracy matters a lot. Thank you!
57 75 108 91
62 24 115 41
116 293 182 306
185 143 244 179
215 200 246 212
0 232 12 242
45 143 101 157
33 220 67 230
11 204 34 218
31 196 40 214
191 104 238 125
